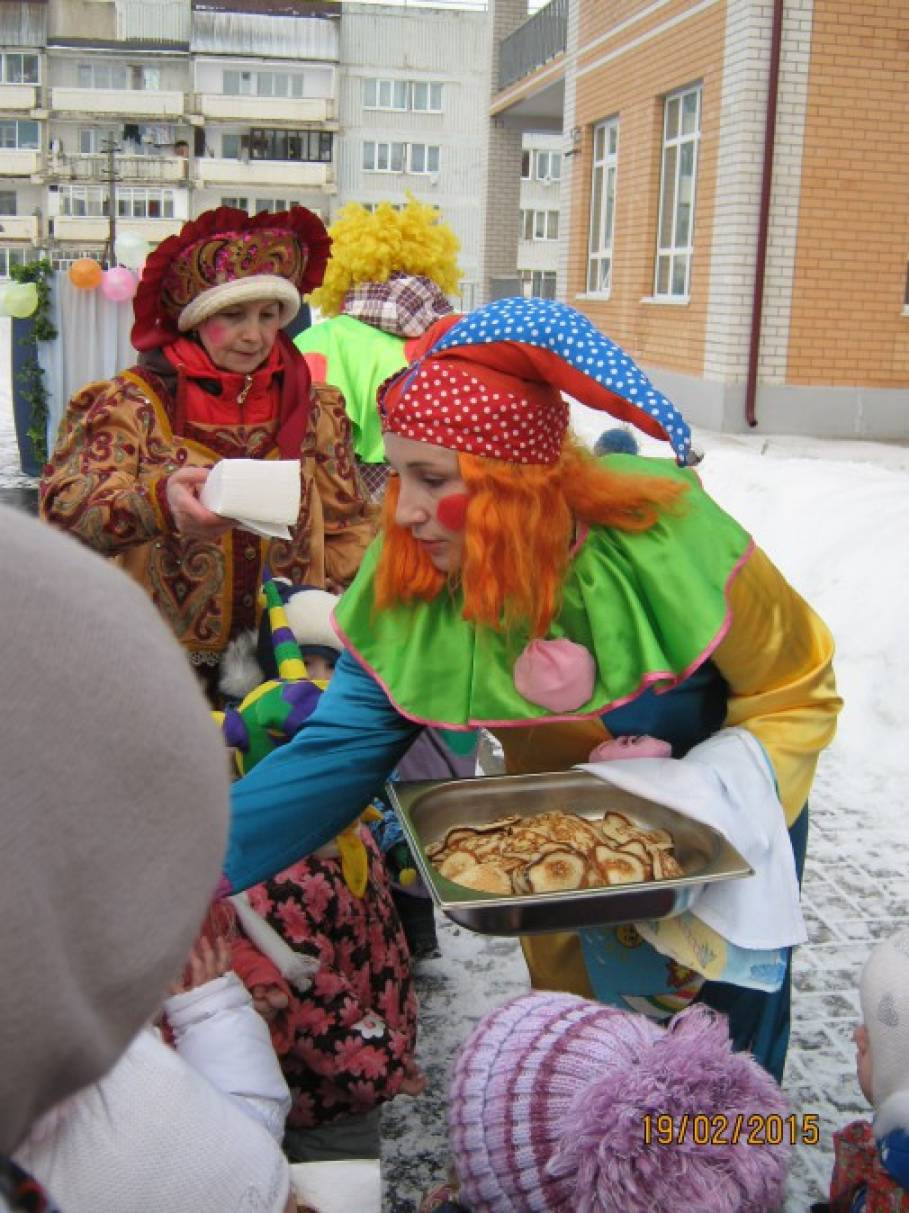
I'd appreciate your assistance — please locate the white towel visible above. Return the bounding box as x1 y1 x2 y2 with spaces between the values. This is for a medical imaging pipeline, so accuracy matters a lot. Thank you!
578 727 807 951
200 458 301 539
289 1159 381 1213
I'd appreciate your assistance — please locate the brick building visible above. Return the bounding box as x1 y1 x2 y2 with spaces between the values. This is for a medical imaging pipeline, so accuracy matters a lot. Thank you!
488 0 909 438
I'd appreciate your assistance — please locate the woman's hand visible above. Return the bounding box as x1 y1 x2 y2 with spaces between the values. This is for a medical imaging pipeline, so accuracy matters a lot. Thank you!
165 467 235 540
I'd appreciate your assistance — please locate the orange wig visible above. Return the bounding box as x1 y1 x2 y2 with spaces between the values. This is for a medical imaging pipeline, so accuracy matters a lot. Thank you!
374 438 688 638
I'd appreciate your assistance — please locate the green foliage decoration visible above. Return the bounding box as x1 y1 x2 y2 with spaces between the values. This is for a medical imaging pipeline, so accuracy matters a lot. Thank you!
9 259 57 466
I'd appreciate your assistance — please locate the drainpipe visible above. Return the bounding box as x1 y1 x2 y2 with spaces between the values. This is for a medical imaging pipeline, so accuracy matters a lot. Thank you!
745 0 784 428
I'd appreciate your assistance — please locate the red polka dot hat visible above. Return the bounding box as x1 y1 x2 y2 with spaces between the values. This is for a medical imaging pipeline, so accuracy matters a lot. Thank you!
378 297 698 467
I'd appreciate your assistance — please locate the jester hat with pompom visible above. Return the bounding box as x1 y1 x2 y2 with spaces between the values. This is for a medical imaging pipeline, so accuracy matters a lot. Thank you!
378 296 699 467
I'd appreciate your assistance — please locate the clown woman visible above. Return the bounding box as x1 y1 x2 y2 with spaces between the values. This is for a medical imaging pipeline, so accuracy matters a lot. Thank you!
225 297 842 1080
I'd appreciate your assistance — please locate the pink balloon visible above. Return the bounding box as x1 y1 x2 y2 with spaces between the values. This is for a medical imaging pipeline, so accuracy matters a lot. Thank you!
101 266 138 303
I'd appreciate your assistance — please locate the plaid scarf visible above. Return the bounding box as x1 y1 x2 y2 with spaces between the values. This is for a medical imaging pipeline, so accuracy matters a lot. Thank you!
341 271 453 338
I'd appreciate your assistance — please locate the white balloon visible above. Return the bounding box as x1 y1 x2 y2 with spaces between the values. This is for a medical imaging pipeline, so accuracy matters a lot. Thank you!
114 232 150 269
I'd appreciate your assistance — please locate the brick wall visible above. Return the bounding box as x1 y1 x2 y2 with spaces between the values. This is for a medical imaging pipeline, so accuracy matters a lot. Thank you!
787 0 909 387
568 0 726 374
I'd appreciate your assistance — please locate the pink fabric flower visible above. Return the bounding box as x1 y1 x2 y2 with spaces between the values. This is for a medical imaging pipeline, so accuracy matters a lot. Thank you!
513 637 596 712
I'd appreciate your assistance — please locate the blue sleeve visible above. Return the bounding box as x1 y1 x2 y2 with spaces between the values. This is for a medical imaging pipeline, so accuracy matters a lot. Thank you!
225 650 421 892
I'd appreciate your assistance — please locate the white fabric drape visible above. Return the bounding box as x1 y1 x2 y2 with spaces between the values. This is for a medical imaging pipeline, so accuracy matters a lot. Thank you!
39 273 136 454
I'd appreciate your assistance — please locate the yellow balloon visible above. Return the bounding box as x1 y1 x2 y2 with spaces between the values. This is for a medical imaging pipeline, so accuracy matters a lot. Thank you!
4 281 38 318
68 258 103 290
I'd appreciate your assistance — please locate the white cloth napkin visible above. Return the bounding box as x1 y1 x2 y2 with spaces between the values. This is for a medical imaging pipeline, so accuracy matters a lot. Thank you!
577 727 807 951
199 458 301 539
289 1160 381 1213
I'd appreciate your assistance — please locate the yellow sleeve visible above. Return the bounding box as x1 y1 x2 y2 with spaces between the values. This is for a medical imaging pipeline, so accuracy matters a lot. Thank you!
712 546 843 825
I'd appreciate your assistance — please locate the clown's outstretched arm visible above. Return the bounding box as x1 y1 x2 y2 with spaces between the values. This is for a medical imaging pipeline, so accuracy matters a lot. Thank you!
224 650 420 892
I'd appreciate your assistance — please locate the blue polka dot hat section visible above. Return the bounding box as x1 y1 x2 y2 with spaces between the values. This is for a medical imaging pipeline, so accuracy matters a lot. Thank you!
427 297 696 466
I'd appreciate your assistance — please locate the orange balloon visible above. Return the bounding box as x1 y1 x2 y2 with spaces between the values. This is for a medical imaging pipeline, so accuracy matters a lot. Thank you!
68 258 103 290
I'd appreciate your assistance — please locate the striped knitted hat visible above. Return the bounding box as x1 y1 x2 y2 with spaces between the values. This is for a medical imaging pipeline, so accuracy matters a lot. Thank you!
449 993 791 1212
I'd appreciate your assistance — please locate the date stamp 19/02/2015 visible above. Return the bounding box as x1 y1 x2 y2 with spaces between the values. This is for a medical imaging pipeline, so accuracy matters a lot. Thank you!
642 1113 820 1147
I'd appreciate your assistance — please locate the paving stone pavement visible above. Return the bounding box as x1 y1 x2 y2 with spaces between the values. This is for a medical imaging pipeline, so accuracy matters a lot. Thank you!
381 741 887 1212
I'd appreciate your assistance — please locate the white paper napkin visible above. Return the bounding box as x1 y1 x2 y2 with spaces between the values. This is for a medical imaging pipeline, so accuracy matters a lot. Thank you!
199 458 301 540
289 1159 381 1213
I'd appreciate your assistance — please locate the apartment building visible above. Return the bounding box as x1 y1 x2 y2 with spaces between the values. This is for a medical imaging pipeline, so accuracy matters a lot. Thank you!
0 0 489 305
487 0 909 439
337 2 488 309
517 129 560 298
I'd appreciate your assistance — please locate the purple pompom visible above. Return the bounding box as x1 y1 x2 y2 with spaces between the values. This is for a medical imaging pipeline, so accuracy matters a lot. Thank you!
546 1006 791 1212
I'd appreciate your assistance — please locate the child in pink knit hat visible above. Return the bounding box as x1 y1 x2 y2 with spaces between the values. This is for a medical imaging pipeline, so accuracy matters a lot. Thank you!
421 992 792 1213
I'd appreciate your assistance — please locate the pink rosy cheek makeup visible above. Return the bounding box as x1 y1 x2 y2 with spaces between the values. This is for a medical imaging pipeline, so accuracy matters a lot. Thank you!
436 492 470 532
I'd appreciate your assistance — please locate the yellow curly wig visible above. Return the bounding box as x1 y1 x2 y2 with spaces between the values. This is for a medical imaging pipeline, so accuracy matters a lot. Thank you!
309 195 462 316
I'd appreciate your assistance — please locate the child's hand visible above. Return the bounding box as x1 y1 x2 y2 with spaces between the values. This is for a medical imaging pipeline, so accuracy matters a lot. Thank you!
400 1059 427 1097
251 983 291 1022
169 936 231 995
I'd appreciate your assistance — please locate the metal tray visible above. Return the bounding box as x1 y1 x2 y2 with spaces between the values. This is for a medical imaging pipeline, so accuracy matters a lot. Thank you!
386 770 753 936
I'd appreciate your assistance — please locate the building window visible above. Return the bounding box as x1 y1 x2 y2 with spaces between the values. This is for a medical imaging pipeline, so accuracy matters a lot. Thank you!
116 187 175 219
534 150 561 182
79 128 118 155
0 120 39 150
363 140 405 173
249 129 332 163
0 191 17 215
521 149 531 180
1 53 39 85
222 196 249 210
519 270 557 300
363 78 443 112
221 133 242 159
78 63 127 90
0 246 31 277
408 143 440 174
587 118 618 295
520 208 559 241
254 198 289 213
49 246 104 270
654 84 700 299
223 70 253 96
223 69 306 98
59 185 109 217
411 81 443 112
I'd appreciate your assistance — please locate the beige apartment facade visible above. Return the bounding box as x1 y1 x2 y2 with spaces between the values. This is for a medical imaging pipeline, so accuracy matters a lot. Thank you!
489 0 909 438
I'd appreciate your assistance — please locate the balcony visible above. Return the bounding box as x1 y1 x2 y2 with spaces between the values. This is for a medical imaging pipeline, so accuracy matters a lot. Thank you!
196 95 335 125
195 158 335 191
0 149 40 176
51 88 185 118
50 154 188 183
52 215 184 243
0 216 39 241
498 0 567 90
0 83 38 111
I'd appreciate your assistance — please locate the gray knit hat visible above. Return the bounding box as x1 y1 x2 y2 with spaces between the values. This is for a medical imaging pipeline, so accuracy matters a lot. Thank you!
0 507 230 1152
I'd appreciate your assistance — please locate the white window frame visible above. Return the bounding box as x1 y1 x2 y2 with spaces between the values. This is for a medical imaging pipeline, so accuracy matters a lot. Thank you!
59 184 109 217
534 150 561 182
519 269 557 300
0 245 31 277
520 208 559 242
221 195 249 210
254 198 289 213
363 78 408 112
407 143 440 175
411 81 443 113
0 190 17 216
77 62 127 90
587 117 619 297
0 119 39 150
1 52 39 85
521 149 531 180
653 84 701 300
363 140 406 173
116 187 175 220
